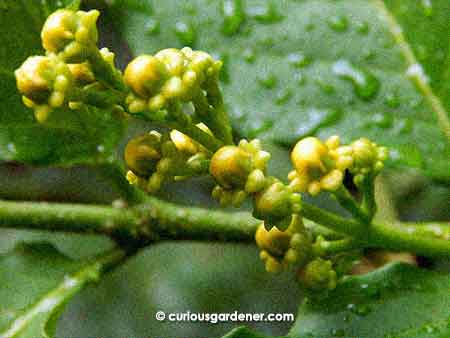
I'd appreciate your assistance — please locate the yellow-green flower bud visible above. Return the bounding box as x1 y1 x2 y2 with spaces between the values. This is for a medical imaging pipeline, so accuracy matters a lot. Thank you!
349 138 388 184
124 132 162 177
41 9 99 61
297 258 337 291
210 145 252 189
253 180 301 230
289 136 348 196
255 215 311 273
15 55 73 122
68 62 95 85
124 55 168 98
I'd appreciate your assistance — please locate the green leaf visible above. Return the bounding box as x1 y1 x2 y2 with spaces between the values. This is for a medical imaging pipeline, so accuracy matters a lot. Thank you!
383 0 450 112
0 242 125 338
289 262 450 338
107 0 450 181
0 0 125 165
221 326 276 338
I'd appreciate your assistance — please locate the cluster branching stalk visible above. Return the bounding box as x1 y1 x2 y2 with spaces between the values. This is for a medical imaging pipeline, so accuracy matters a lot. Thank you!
9 4 450 292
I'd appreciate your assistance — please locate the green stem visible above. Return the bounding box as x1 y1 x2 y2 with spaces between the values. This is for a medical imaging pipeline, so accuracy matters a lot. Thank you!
166 102 224 152
360 176 376 220
192 91 233 145
301 202 365 237
314 237 363 256
0 199 448 257
87 47 127 92
70 86 126 109
334 186 369 223
369 221 450 257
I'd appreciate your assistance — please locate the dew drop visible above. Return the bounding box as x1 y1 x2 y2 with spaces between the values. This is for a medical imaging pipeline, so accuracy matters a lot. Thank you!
384 91 401 108
333 60 380 100
7 143 16 154
242 47 256 63
406 63 429 84
287 52 309 68
174 21 196 46
145 19 160 35
258 73 278 89
372 112 393 129
327 15 349 32
275 88 293 105
421 0 433 16
247 1 283 23
356 21 370 34
315 77 335 95
294 71 306 86
330 328 345 337
97 144 105 153
221 0 245 36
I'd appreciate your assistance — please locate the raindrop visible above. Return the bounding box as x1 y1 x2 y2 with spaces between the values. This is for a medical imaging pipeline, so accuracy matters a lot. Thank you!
421 0 433 16
258 73 278 89
315 77 335 94
371 112 393 129
406 63 429 84
330 328 345 337
384 91 400 108
7 143 16 154
333 59 380 100
356 21 370 34
275 88 293 105
221 0 245 36
327 15 348 32
294 71 306 85
174 21 196 46
145 19 160 35
247 1 282 24
242 47 256 63
287 52 309 68
97 144 105 153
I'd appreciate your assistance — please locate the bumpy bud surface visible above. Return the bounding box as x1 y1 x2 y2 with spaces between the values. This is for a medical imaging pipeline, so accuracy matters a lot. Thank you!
255 215 311 273
124 47 222 115
348 138 388 185
289 136 350 196
15 55 73 122
297 258 337 291
41 9 99 62
125 132 162 177
210 139 270 207
253 179 301 230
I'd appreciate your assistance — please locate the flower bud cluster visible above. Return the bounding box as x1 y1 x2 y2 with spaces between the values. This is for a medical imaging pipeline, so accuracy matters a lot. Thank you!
41 9 100 62
125 124 212 193
124 47 222 115
255 215 312 273
288 136 387 195
288 136 352 196
297 258 337 291
347 138 388 186
210 139 271 207
15 55 73 122
15 8 119 122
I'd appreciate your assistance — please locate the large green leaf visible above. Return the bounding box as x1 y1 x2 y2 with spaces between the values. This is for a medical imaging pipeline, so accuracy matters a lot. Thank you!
108 0 450 181
289 262 450 338
0 242 124 338
0 0 124 165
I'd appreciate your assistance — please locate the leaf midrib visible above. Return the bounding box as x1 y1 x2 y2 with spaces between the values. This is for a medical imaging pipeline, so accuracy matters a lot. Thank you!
373 0 450 141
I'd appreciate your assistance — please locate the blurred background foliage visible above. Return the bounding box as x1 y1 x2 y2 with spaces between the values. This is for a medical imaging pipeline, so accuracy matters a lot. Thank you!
0 0 449 337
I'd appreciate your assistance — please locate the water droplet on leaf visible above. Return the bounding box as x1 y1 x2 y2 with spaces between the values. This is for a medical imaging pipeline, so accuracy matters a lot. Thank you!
175 21 196 46
145 19 160 35
287 52 309 68
327 15 349 32
248 1 283 23
221 0 245 36
333 60 380 100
